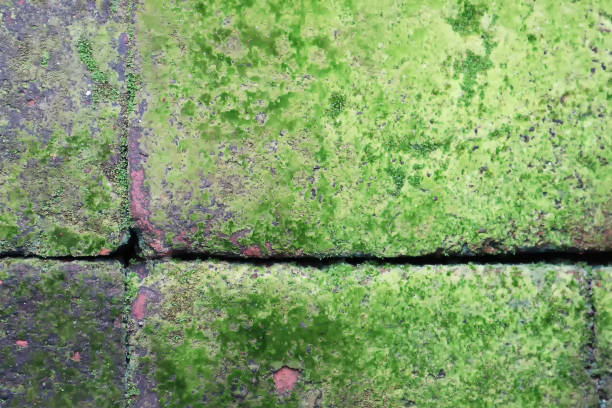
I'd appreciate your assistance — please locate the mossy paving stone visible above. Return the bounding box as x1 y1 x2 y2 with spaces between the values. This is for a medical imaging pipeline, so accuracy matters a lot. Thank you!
593 267 612 397
0 259 125 407
0 0 133 256
131 0 612 257
128 261 598 407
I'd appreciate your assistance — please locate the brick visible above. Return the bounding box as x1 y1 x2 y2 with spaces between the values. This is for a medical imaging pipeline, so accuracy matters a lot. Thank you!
131 0 612 257
128 261 597 407
0 259 125 407
0 0 133 256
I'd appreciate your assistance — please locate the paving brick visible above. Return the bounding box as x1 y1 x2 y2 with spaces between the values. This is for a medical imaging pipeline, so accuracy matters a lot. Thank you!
0 259 125 407
131 0 612 257
593 266 612 397
128 261 597 407
0 0 133 256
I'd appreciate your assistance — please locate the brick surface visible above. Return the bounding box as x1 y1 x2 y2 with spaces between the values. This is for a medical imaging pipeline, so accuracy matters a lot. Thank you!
128 261 598 407
0 0 132 256
0 259 125 407
131 0 612 257
1 0 610 405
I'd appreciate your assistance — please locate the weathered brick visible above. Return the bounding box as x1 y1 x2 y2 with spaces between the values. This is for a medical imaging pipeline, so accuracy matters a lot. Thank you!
0 259 125 407
0 0 132 256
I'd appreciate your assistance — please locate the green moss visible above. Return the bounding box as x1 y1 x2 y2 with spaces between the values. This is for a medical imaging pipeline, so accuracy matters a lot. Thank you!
326 92 346 119
453 50 493 106
126 72 141 113
77 37 120 104
0 214 20 241
385 165 405 196
447 0 487 36
47 226 106 255
77 38 98 72
181 100 196 117
125 271 141 307
40 51 50 67
84 180 113 212
131 261 597 407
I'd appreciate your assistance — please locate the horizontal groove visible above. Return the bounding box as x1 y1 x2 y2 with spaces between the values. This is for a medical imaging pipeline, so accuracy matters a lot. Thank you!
159 248 612 267
0 228 140 267
2 229 611 267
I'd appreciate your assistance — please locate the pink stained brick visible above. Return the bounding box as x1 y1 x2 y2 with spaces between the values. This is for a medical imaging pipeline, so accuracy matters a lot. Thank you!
273 367 300 394
243 244 262 257
132 292 147 320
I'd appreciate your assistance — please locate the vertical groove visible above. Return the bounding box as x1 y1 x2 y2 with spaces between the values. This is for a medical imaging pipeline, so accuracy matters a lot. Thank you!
585 268 607 406
120 0 139 404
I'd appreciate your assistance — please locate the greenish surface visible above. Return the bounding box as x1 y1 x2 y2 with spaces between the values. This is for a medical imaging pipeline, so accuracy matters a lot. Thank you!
0 0 134 256
133 0 612 257
130 261 597 407
0 259 125 407
594 266 612 396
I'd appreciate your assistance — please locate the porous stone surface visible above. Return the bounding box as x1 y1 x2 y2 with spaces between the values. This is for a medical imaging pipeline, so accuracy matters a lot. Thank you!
0 0 133 256
593 266 612 397
128 261 598 407
0 259 125 407
131 0 612 257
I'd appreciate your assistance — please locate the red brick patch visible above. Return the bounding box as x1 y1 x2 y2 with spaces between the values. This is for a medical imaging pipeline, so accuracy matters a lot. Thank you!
130 168 168 255
132 292 147 320
273 366 300 394
243 244 261 257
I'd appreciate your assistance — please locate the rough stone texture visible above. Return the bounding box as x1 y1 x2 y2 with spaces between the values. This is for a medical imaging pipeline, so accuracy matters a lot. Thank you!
0 0 133 256
132 0 612 257
128 261 598 407
0 259 125 407
594 266 612 397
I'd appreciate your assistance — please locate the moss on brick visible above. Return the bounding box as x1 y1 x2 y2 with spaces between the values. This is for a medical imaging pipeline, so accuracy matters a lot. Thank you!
0 0 133 256
129 261 597 407
131 0 612 257
0 259 125 407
